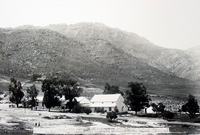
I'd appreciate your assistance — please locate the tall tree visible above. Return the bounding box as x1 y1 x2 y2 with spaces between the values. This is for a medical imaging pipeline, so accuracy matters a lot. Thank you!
61 79 83 112
26 84 39 110
103 83 124 95
182 94 199 118
125 82 150 115
41 78 61 111
9 78 24 107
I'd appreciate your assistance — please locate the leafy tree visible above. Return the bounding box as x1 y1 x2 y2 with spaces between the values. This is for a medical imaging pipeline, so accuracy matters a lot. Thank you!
103 83 124 95
182 94 199 118
41 78 61 111
26 84 39 110
8 78 24 107
125 82 150 115
61 79 83 112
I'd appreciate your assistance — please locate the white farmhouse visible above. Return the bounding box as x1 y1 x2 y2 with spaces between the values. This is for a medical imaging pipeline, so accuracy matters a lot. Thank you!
90 94 128 113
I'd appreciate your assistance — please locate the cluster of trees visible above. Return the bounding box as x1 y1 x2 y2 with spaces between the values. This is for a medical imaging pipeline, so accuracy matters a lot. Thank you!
103 82 199 119
103 83 124 95
41 75 83 111
8 78 39 109
8 74 83 112
8 76 199 119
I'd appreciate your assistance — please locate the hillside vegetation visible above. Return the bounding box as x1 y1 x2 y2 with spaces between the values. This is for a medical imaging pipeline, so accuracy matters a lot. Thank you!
0 23 199 99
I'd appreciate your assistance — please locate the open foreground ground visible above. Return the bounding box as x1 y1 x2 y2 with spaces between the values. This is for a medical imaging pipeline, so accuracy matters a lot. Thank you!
0 105 200 134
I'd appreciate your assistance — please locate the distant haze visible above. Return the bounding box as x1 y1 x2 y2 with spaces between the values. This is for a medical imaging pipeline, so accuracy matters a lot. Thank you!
0 0 200 50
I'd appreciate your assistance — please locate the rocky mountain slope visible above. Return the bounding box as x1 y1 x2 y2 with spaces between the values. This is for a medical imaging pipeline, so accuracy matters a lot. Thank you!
45 23 200 81
0 23 199 99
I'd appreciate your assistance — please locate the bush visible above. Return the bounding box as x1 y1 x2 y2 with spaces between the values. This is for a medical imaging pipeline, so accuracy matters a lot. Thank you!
83 107 92 115
163 111 174 119
106 111 117 120
95 107 105 113
72 104 82 113
114 106 119 113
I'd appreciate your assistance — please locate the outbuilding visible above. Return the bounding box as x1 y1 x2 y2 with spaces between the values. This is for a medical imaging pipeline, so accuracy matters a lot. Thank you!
74 97 90 107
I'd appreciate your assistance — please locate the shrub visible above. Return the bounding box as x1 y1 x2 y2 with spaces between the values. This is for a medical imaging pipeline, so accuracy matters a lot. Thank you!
96 107 105 113
114 106 119 113
83 107 92 115
72 104 82 113
163 111 174 119
106 111 117 121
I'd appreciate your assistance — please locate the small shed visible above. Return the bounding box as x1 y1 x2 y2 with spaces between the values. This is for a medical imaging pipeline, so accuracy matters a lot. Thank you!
74 97 90 107
36 96 44 109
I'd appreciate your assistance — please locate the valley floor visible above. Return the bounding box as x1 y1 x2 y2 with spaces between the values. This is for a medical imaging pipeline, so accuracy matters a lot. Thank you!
0 106 200 134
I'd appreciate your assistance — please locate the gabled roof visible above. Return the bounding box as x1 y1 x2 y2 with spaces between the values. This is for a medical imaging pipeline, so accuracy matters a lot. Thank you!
74 97 85 102
90 94 121 102
74 97 90 104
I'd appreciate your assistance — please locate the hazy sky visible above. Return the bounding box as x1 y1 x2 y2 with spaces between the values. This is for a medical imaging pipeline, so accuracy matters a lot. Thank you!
0 0 200 50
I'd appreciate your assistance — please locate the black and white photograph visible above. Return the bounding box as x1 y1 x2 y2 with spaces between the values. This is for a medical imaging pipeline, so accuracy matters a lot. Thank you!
0 0 200 134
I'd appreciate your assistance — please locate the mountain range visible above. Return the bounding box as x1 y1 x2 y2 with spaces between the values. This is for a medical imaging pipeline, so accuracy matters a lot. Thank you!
0 22 199 99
